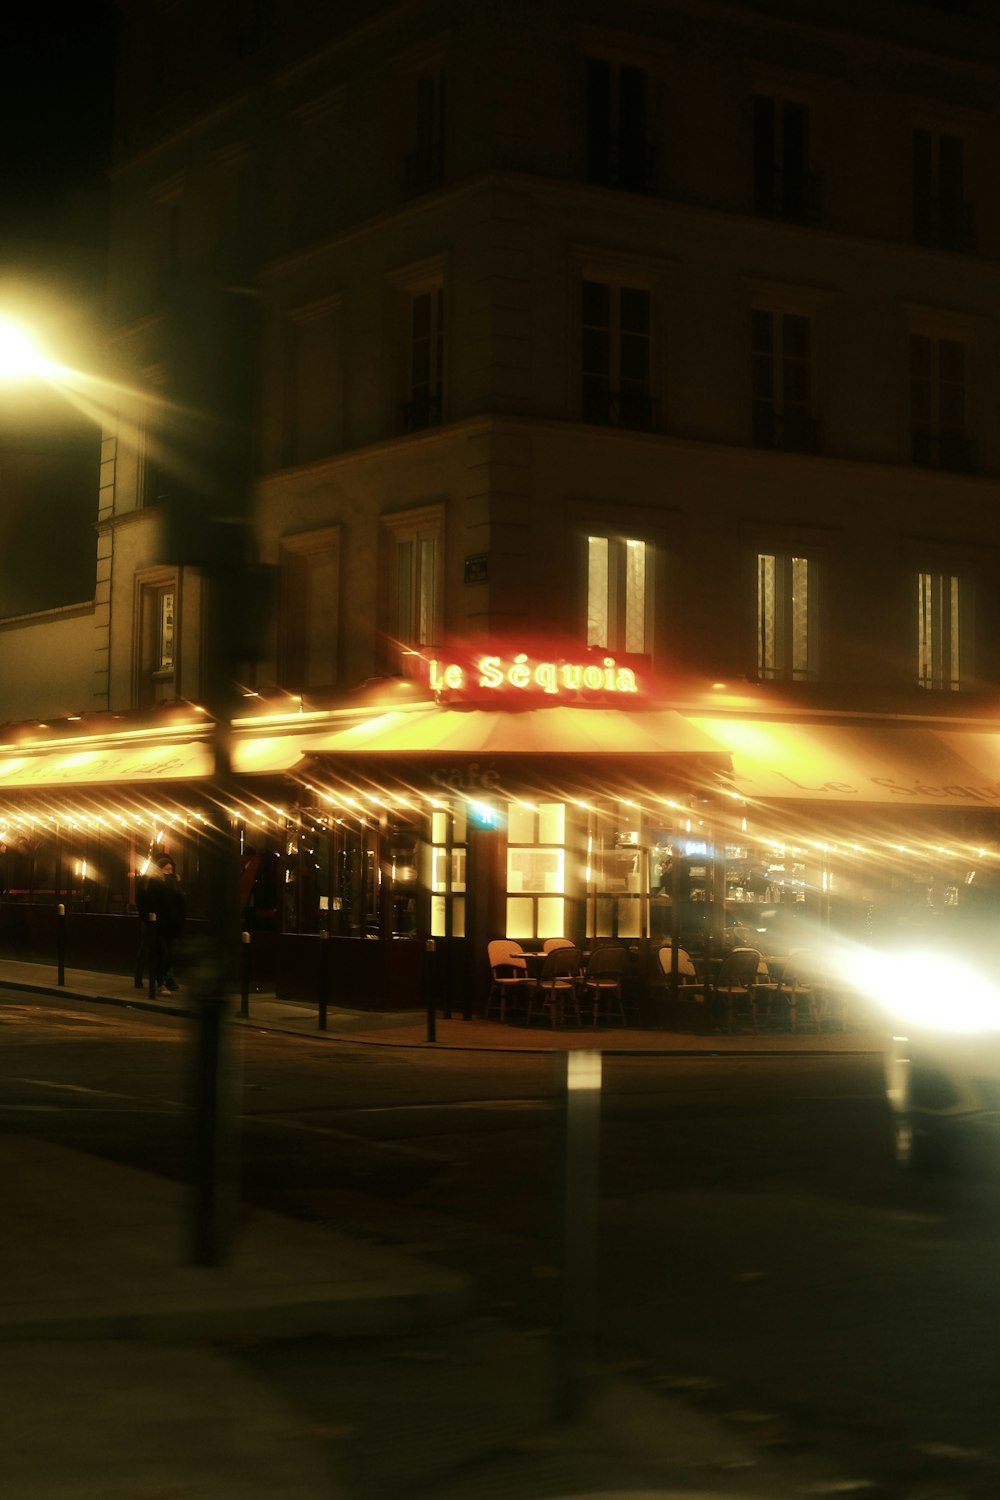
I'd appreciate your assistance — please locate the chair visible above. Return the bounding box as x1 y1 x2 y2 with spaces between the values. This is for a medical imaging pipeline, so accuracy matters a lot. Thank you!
486 939 534 1023
581 944 629 1027
775 949 822 1032
656 943 699 988
527 945 582 1027
543 937 575 953
710 946 764 1033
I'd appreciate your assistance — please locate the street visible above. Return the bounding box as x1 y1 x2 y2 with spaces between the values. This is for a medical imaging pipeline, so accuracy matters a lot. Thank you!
2 991 999 1495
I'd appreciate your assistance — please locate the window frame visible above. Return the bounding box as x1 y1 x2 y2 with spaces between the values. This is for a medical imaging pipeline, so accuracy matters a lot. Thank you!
586 531 653 658
277 525 342 694
380 503 445 674
755 550 818 683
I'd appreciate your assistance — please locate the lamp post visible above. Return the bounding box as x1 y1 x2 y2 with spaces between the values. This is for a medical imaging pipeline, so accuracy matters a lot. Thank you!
0 292 259 1267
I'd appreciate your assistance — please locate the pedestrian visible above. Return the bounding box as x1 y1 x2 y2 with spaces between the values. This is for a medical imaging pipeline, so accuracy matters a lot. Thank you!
133 857 158 989
146 854 186 995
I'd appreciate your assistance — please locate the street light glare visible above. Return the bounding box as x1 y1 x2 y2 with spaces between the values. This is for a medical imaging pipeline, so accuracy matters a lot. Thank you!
0 317 59 381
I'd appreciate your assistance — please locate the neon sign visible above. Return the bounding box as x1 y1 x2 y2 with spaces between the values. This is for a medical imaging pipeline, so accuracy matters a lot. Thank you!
428 652 640 699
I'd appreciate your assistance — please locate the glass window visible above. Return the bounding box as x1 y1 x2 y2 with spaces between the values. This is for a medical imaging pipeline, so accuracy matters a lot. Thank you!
581 280 652 429
588 534 650 655
918 571 965 691
757 553 816 682
381 506 443 672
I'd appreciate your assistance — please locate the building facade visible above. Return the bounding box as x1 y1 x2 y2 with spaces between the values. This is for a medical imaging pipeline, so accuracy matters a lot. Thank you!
2 0 1000 1018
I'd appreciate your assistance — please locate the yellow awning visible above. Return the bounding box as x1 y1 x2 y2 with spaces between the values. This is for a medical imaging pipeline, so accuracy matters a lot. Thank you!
690 716 1000 808
0 739 213 789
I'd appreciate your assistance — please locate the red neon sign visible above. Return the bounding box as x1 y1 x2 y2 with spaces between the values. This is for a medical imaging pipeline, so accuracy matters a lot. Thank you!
427 651 641 700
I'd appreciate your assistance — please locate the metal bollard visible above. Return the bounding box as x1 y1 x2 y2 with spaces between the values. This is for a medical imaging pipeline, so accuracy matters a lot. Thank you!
425 937 437 1042
317 928 329 1030
56 903 66 987
147 911 158 1000
554 1049 603 1422
239 930 251 1017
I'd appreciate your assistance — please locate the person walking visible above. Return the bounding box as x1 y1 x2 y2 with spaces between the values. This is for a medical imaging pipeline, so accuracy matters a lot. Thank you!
146 854 186 995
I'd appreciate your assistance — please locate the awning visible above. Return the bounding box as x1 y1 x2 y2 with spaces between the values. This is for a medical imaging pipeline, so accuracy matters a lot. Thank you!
689 716 1000 808
285 704 728 757
0 739 213 790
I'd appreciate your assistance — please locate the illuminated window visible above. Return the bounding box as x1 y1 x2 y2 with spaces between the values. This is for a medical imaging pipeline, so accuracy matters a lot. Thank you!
588 535 649 655
430 803 466 938
910 334 973 472
581 281 653 430
135 571 179 708
506 802 568 940
382 505 443 673
757 553 815 681
278 526 341 692
918 572 966 691
752 310 817 452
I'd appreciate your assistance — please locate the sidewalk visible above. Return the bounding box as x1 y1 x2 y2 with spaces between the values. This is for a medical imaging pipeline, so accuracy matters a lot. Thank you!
0 958 874 1497
0 954 881 1055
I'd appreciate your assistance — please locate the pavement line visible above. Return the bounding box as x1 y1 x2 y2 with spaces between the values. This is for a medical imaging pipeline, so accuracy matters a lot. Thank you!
11 1076 186 1108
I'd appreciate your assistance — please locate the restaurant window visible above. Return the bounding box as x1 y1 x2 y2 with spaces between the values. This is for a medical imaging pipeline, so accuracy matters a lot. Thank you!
753 94 818 223
912 127 974 252
585 58 653 190
588 534 650 655
430 803 466 938
277 526 341 692
757 552 816 682
506 801 569 941
403 68 445 196
917 571 965 691
910 334 974 473
581 280 654 430
381 505 443 673
135 571 178 708
752 310 818 453
400 283 444 432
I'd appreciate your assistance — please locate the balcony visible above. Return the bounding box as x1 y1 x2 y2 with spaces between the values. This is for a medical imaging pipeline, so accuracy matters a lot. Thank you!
911 427 977 474
752 406 821 454
913 194 976 253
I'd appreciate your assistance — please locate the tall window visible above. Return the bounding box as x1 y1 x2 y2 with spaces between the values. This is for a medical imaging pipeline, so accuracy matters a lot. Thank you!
752 310 817 453
913 128 973 251
586 58 653 190
753 95 818 222
135 572 178 708
918 572 963 691
910 334 973 472
588 535 650 655
277 527 341 692
401 285 444 432
581 281 653 430
757 553 815 681
382 506 443 672
404 70 445 195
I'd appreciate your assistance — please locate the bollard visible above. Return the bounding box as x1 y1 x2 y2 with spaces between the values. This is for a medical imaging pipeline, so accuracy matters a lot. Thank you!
425 937 437 1042
56 903 66 987
317 928 329 1030
147 911 158 1000
554 1049 603 1423
239 930 251 1017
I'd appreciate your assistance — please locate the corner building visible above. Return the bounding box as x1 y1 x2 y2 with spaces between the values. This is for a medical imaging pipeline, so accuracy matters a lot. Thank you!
2 0 1000 1021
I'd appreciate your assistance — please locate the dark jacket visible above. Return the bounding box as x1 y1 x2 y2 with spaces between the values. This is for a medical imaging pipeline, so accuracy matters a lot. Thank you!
146 871 186 938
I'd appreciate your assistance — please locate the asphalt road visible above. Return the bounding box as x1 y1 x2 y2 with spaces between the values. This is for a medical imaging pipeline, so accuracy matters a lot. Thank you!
3 993 999 1496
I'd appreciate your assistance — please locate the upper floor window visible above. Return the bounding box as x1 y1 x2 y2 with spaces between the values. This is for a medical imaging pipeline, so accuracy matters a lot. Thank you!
400 284 444 433
910 334 974 473
135 570 178 709
753 95 819 223
382 505 443 673
582 281 654 431
751 310 818 454
917 571 965 691
913 128 974 252
277 526 341 693
587 534 650 656
403 68 445 196
586 58 654 191
756 553 816 682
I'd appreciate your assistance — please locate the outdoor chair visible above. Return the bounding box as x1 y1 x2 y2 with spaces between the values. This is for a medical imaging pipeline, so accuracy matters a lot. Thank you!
486 939 534 1024
581 944 629 1026
543 937 575 953
688 946 764 1033
527 945 583 1027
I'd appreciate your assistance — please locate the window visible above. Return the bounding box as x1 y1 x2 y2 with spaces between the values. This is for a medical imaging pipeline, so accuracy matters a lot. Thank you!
506 801 568 941
588 534 650 655
404 69 445 196
913 128 974 251
281 298 343 466
753 95 818 222
581 281 653 430
756 553 816 682
382 505 443 672
277 527 341 692
910 334 974 472
752 310 818 453
401 285 444 432
918 572 965 691
135 572 179 708
586 58 653 190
